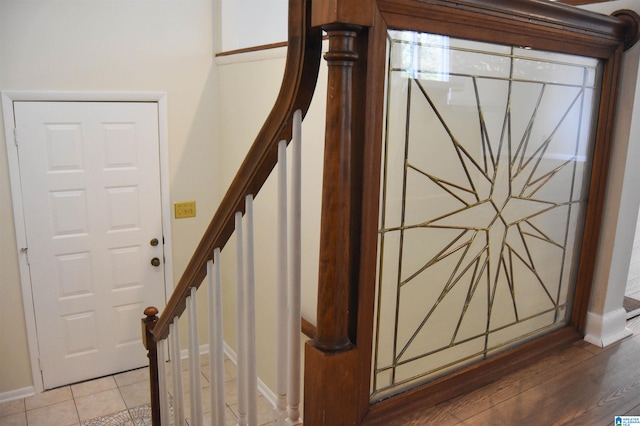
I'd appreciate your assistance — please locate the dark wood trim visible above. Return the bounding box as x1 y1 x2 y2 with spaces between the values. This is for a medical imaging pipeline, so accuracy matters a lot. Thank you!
313 24 363 353
353 6 388 425
215 34 332 59
304 343 362 425
377 0 628 58
301 316 316 339
613 9 640 51
572 45 625 332
142 307 160 426
313 1 637 425
303 20 371 426
215 41 289 58
152 0 322 340
561 0 610 5
312 0 374 27
361 327 581 425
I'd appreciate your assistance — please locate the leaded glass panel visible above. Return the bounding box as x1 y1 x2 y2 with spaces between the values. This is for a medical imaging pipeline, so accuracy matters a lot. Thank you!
372 30 601 400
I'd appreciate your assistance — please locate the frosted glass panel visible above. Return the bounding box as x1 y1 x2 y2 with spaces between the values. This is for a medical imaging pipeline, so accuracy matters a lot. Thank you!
372 30 600 400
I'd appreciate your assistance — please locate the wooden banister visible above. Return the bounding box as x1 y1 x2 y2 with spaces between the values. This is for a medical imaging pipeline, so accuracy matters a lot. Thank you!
143 0 640 424
152 0 322 341
303 1 639 425
141 307 160 426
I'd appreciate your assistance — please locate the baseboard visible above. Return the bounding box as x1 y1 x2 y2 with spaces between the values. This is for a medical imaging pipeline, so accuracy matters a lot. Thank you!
0 386 35 403
222 342 279 408
584 307 633 347
178 342 278 408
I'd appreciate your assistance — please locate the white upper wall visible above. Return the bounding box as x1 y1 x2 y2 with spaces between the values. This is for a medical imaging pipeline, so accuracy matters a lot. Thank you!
221 0 288 51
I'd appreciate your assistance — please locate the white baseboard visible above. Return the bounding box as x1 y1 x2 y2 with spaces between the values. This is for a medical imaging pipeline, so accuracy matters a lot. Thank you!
178 342 278 408
221 342 278 408
584 307 633 347
0 386 35 404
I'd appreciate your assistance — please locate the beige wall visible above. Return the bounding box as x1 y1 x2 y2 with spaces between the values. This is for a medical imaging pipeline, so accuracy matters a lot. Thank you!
215 47 326 390
0 0 327 397
0 0 221 395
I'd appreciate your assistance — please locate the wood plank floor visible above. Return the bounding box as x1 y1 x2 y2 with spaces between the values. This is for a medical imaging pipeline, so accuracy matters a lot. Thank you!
377 316 640 425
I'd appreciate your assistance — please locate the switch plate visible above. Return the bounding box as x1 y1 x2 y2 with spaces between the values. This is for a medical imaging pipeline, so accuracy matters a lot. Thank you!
175 201 196 219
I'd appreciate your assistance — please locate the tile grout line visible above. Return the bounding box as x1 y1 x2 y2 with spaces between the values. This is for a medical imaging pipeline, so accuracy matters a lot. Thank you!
71 391 81 426
6 356 278 426
114 380 134 426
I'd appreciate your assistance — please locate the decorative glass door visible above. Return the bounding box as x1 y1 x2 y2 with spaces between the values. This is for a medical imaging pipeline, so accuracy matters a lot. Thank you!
373 30 601 400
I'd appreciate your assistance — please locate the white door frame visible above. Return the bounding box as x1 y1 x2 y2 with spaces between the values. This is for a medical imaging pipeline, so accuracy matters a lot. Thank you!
2 91 174 393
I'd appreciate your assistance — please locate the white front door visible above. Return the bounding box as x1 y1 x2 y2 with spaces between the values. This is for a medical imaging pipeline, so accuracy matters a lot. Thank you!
13 101 167 389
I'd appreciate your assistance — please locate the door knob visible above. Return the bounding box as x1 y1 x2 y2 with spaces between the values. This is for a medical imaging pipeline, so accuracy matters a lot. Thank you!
151 257 161 267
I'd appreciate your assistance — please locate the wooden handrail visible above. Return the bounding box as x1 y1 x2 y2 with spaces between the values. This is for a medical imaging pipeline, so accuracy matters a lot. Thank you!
301 317 316 339
152 0 322 341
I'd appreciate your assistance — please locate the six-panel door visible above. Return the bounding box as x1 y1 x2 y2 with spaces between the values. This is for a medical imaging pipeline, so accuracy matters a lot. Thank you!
14 101 166 389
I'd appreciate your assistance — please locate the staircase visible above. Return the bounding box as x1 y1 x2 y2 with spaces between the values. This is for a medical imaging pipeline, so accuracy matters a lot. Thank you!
141 0 639 425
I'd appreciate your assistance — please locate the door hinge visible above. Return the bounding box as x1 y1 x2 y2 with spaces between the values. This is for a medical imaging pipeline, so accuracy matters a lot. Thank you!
21 247 30 264
13 128 28 147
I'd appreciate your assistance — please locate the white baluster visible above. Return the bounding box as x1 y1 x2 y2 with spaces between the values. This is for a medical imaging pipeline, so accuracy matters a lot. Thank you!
157 339 170 426
235 211 248 426
209 252 225 426
188 287 203 426
170 320 185 426
275 139 289 426
245 195 258 426
288 109 302 425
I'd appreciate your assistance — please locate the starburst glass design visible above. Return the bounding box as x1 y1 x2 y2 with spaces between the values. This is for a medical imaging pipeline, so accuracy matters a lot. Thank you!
372 30 601 400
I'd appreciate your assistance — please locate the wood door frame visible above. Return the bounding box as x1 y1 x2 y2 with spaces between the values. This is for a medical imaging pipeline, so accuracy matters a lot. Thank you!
1 91 174 394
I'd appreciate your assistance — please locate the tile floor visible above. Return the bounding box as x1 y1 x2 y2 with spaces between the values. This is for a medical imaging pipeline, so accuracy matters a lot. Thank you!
0 354 275 426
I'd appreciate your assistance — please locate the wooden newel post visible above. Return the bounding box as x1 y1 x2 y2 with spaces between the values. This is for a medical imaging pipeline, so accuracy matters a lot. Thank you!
142 306 161 426
304 24 364 426
314 25 360 353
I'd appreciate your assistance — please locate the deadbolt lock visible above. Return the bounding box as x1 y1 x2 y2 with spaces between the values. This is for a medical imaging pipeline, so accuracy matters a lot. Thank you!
150 238 159 246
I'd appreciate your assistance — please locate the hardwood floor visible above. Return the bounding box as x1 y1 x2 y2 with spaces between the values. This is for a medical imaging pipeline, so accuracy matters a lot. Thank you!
376 317 640 425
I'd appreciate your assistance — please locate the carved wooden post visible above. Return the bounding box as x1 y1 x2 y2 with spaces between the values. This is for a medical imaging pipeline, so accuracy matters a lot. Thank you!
303 1 375 424
304 21 368 426
142 306 161 426
314 25 360 353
